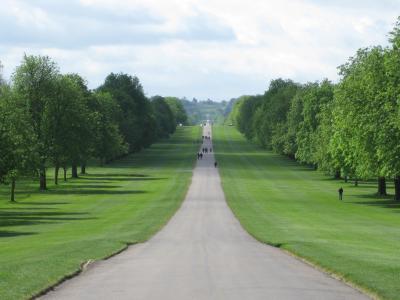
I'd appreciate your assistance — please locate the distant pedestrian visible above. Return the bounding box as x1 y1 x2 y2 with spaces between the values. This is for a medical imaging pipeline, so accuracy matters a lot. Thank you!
338 187 343 200
214 161 218 168
200 153 203 159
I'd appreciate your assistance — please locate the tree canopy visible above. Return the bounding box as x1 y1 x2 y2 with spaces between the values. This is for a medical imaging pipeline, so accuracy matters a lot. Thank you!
229 18 400 200
0 56 187 201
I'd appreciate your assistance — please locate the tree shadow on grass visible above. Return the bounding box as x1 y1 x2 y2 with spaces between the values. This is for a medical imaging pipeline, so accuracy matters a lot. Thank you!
17 201 70 206
79 177 166 182
47 190 147 195
0 231 36 237
84 173 149 178
0 207 58 210
62 184 121 189
0 211 92 227
349 194 400 209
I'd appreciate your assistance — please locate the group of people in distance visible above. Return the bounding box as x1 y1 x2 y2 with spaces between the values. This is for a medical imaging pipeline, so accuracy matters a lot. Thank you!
197 132 217 167
202 147 212 153
197 147 213 159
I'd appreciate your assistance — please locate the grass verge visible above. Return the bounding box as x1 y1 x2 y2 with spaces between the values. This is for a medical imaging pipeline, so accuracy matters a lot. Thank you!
214 125 400 300
0 126 200 300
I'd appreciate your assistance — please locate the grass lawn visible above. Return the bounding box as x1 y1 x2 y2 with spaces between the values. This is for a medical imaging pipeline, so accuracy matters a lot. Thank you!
213 125 400 300
0 126 200 300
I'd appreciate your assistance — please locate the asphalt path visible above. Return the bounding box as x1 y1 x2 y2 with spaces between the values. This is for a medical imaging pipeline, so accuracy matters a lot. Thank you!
41 123 368 300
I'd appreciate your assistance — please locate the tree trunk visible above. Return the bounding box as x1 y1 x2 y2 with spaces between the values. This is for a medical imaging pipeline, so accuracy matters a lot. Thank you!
354 178 358 187
377 177 387 196
334 170 341 179
39 167 47 190
10 178 16 202
394 176 400 201
71 164 78 178
344 176 348 183
81 164 86 175
54 165 59 185
63 167 67 182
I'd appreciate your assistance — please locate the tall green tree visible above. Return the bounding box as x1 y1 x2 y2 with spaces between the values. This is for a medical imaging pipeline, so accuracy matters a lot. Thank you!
89 91 128 165
12 55 59 190
380 19 400 200
0 85 37 201
151 96 176 138
165 97 188 125
47 74 92 183
284 90 304 158
253 79 299 152
295 80 334 167
98 73 150 152
236 95 262 141
332 46 390 193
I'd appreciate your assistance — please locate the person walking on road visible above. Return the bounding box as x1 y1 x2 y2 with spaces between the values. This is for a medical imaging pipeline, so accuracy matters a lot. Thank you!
214 161 218 168
338 187 343 200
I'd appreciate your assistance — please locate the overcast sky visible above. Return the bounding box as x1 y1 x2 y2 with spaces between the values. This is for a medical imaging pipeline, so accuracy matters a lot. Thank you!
0 0 399 101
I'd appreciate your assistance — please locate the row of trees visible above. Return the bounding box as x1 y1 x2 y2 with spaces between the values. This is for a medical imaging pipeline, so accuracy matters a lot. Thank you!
0 55 188 201
230 19 400 200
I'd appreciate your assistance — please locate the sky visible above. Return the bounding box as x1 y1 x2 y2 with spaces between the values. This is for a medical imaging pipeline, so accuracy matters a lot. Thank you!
0 0 399 101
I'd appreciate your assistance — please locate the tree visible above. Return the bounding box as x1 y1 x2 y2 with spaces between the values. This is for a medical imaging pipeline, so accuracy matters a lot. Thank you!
253 79 299 152
89 91 128 165
47 74 92 183
98 73 150 152
12 55 59 190
380 20 400 200
151 96 176 138
295 80 334 167
332 46 390 193
236 95 262 141
165 97 188 125
284 90 304 158
0 85 37 201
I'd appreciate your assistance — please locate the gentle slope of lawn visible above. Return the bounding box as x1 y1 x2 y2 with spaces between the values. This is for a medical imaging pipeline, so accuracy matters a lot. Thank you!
214 125 400 300
0 126 200 300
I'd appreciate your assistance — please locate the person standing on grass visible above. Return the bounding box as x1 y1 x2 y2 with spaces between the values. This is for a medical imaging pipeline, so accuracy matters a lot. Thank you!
338 187 344 200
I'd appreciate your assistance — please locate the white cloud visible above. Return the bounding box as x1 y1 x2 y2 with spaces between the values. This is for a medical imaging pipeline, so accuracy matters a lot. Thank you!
0 0 398 100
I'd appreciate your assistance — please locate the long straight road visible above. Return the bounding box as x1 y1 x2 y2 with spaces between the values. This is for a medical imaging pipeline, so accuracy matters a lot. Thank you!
41 123 368 300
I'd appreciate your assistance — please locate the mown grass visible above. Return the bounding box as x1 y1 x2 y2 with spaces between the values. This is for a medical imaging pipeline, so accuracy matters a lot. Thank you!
214 125 400 300
0 126 200 300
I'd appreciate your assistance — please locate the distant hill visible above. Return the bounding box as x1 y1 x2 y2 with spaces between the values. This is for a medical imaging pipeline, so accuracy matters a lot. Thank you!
180 98 237 125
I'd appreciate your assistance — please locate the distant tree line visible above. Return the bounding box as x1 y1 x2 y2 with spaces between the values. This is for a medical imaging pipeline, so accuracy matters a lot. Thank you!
0 55 188 201
229 19 400 201
180 98 230 125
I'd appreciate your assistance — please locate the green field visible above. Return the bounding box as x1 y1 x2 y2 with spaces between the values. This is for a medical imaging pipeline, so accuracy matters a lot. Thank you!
0 126 199 300
214 125 400 300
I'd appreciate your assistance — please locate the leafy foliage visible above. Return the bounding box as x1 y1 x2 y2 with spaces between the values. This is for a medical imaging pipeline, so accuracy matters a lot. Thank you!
0 57 188 201
228 18 400 200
